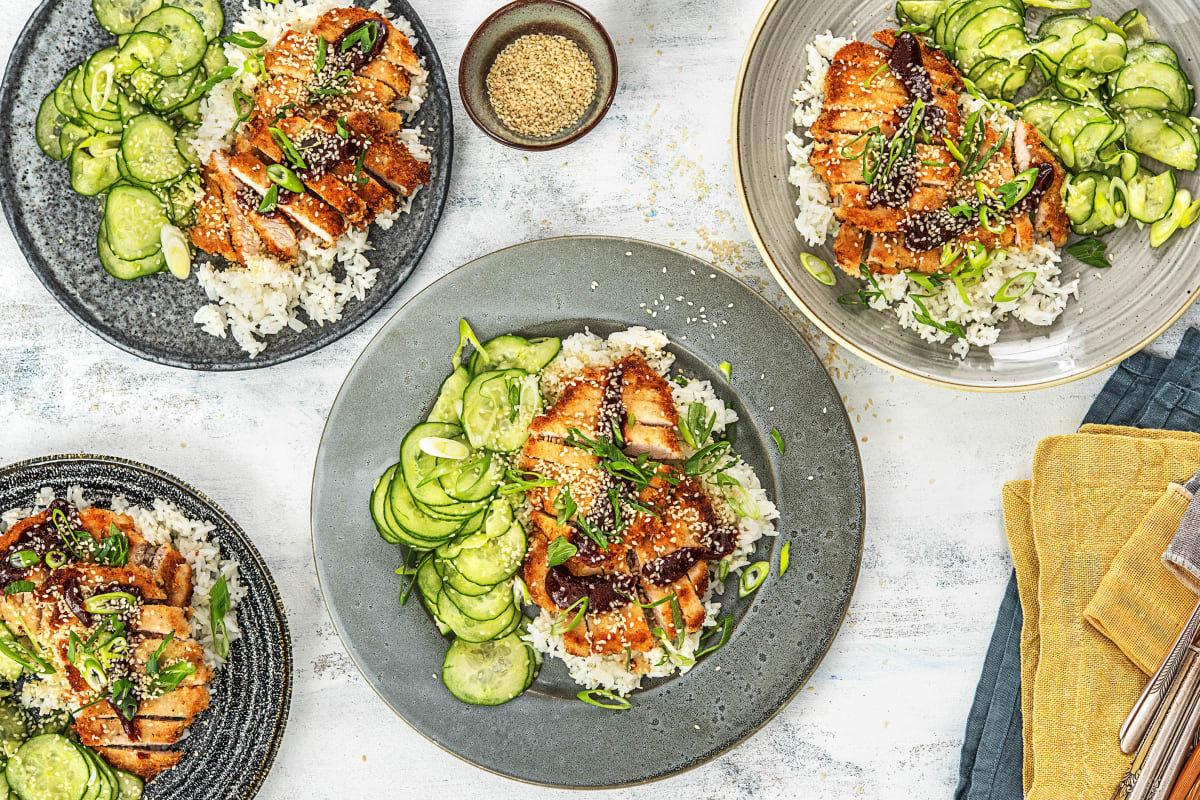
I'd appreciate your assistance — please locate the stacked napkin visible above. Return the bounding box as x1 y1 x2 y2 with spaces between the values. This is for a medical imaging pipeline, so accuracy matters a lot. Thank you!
958 329 1200 800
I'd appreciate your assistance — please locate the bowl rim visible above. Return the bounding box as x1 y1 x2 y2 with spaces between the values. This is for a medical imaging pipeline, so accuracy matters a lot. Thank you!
457 0 619 152
730 0 1200 393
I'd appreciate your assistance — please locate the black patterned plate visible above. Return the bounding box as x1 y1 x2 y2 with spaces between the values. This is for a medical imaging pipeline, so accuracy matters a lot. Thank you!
0 454 291 800
0 0 452 370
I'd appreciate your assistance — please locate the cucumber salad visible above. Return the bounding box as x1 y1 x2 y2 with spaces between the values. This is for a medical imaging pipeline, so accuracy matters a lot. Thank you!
35 0 233 281
898 1 1200 246
369 323 559 706
370 322 781 706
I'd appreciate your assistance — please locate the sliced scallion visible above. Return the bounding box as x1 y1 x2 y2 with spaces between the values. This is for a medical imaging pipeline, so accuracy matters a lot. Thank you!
551 596 588 635
739 561 769 598
418 436 469 460
770 429 785 455
577 689 632 710
267 163 305 194
695 616 733 658
993 271 1036 303
84 591 137 614
718 361 732 381
801 253 835 286
780 541 791 575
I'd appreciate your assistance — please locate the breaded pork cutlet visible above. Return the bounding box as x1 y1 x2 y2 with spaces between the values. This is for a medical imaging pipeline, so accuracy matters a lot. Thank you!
809 29 1070 276
519 352 739 661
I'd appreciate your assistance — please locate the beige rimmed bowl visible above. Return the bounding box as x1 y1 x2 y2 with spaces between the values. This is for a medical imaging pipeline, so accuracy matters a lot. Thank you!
733 0 1200 391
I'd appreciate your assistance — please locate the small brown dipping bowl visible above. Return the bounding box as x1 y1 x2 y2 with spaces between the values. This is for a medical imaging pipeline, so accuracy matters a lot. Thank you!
459 0 618 151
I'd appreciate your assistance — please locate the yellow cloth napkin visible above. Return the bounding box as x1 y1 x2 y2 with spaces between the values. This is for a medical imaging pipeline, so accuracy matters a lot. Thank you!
1008 427 1200 800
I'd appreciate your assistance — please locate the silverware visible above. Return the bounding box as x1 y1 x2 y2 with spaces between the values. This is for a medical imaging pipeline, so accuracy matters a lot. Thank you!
1128 647 1200 800
1115 647 1198 800
1124 599 1200 754
1149 674 1200 800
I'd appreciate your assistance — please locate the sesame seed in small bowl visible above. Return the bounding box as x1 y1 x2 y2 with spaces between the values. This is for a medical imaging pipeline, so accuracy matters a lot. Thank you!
459 0 618 151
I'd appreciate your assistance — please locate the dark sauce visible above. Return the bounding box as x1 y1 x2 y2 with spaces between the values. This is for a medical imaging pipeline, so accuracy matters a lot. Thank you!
294 130 365 184
546 566 636 614
640 525 740 586
331 19 388 74
0 499 71 590
899 161 1058 252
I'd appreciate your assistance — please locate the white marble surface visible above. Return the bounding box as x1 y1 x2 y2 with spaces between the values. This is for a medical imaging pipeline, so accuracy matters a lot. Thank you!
0 0 1194 797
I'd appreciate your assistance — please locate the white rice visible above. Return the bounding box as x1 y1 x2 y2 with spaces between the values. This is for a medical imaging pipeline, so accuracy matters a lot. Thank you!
0 487 245 711
189 0 431 357
523 328 779 695
786 33 1080 357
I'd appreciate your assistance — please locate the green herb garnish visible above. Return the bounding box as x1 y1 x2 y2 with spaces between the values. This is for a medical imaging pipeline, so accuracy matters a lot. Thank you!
546 537 577 567
209 575 231 659
1066 237 1111 269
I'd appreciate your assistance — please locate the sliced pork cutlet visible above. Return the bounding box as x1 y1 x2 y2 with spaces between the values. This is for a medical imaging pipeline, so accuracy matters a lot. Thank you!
518 438 604 521
873 29 963 92
189 166 237 262
266 31 408 106
130 636 214 687
866 232 942 274
529 509 626 577
76 717 191 748
616 354 682 460
1014 120 1070 247
75 685 210 724
132 604 190 638
227 151 346 247
521 535 592 657
271 117 369 224
529 368 606 440
251 73 395 123
585 599 656 657
330 162 397 220
310 7 423 76
834 222 868 275
207 152 280 266
340 112 431 196
811 139 958 187
92 748 182 781
835 184 948 231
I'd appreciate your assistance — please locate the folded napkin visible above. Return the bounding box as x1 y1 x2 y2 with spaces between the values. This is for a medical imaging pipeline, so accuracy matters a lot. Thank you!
957 329 1200 800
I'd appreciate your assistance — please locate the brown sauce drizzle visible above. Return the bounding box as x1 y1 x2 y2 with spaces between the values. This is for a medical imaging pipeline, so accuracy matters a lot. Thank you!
546 566 637 614
640 525 739 586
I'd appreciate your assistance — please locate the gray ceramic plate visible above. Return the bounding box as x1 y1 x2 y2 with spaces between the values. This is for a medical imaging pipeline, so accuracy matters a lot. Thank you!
311 235 864 787
734 0 1200 392
0 454 291 800
0 0 452 370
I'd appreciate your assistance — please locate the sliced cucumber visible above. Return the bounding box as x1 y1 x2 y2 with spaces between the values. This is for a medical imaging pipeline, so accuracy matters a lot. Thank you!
114 770 143 800
401 422 468 507
6 734 91 800
387 467 465 544
105 183 169 260
453 517 527 586
166 0 224 40
150 66 199 112
121 113 188 183
439 453 504 503
133 6 207 76
53 67 81 119
1124 109 1199 170
461 369 542 452
94 0 163 34
1126 41 1178 68
435 557 494 597
437 592 518 642
427 366 470 424
113 31 170 75
70 136 122 196
1110 86 1173 112
1129 168 1177 223
469 335 562 374
443 579 515 622
35 92 70 161
202 40 228 75
99 227 166 280
442 632 533 706
1113 61 1194 113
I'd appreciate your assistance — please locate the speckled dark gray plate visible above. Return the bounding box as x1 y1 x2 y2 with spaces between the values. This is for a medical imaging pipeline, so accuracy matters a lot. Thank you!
0 455 291 800
0 0 452 370
310 236 864 787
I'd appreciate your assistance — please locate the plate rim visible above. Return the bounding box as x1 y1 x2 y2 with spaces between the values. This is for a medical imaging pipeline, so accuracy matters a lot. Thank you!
0 0 454 372
730 0 1200 393
0 452 294 800
308 234 866 788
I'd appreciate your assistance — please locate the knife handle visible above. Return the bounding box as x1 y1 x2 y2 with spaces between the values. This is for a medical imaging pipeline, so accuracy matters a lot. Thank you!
1124 599 1200 754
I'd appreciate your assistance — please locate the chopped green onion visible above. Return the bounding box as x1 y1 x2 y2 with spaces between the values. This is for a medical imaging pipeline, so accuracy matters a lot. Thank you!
336 115 350 139
341 21 379 53
695 616 733 658
940 243 961 269
577 689 631 710
546 537 578 567
79 655 107 691
801 253 836 286
498 468 556 495
268 127 307 170
0 630 51 673
257 184 280 214
84 591 136 615
943 137 966 163
552 484 578 528
267 163 305 194
146 631 173 676
45 551 66 570
210 575 231 659
451 318 487 368
88 62 115 113
4 581 34 596
351 140 370 184
780 541 791 575
965 241 989 270
770 429 785 455
551 596 588 635
9 551 38 569
978 205 1005 234
860 63 888 89
907 272 939 292
418 436 469 460
713 473 760 519
684 441 731 476
150 660 196 696
837 127 879 159
718 361 732 381
314 35 327 75
739 561 770 598
993 271 1036 303
718 556 731 582
222 31 267 48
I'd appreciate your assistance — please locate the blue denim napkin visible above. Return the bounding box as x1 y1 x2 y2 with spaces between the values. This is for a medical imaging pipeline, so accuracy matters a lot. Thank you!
957 328 1200 800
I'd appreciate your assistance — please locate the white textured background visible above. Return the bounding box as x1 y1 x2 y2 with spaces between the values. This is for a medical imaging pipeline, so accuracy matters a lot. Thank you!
0 0 1191 797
